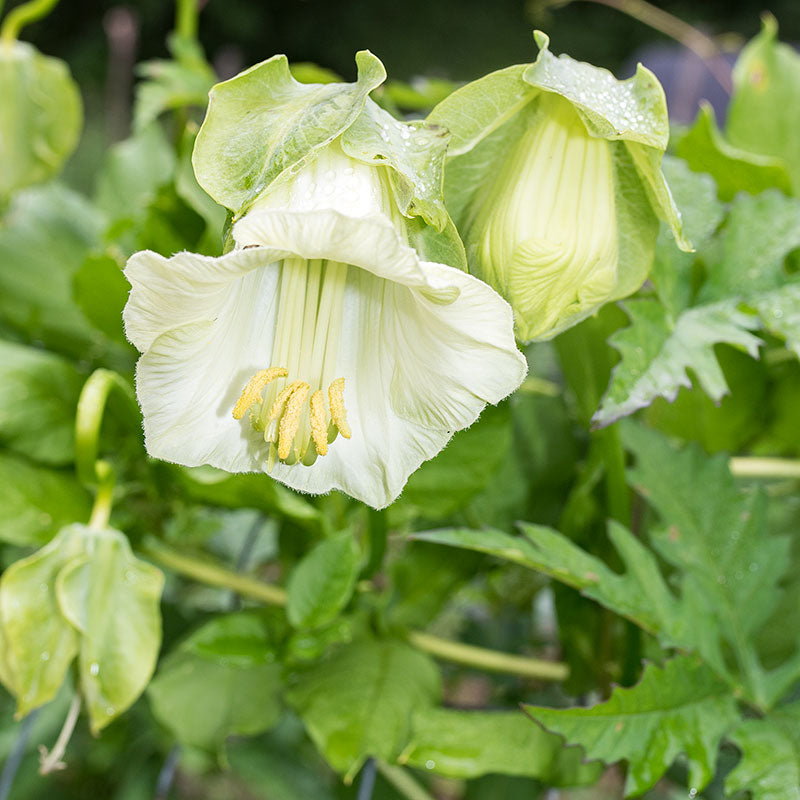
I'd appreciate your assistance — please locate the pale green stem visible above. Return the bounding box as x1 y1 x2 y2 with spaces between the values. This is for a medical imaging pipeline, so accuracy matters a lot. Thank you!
175 0 198 41
543 0 732 93
88 463 115 531
142 538 289 606
730 457 800 480
376 762 435 800
38 692 81 775
406 630 569 682
74 369 137 489
143 540 569 681
0 0 59 45
518 377 561 397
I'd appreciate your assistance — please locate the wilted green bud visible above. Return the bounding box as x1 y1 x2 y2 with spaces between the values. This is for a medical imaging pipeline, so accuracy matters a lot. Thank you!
0 41 82 203
430 32 689 342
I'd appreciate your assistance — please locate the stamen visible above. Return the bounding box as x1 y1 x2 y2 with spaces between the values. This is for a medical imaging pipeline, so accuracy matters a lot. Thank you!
309 390 329 456
328 377 351 439
278 382 310 460
233 367 288 419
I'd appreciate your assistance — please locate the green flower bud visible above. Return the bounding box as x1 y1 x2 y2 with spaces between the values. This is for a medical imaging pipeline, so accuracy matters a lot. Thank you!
430 32 689 342
0 41 82 204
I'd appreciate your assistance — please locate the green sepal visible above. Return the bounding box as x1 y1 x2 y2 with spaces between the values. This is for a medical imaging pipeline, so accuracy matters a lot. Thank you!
0 41 82 203
192 50 386 217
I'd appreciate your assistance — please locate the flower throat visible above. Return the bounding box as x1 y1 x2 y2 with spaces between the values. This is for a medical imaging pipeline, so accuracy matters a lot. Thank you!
233 256 351 469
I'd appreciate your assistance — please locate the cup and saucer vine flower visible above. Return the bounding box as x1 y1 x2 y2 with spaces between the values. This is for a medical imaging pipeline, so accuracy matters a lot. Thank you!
123 52 527 509
428 32 691 342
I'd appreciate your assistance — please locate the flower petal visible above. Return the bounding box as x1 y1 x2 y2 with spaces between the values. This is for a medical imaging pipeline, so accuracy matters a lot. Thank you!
123 247 286 352
135 265 280 471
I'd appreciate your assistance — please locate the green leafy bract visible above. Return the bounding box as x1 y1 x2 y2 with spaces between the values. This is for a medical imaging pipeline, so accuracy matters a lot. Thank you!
286 637 441 781
0 524 163 731
193 51 386 215
525 656 739 797
0 42 82 202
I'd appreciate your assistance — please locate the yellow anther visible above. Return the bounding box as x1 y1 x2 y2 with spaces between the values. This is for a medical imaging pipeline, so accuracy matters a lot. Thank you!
268 384 295 424
328 377 351 439
309 390 329 457
278 382 310 460
233 367 287 420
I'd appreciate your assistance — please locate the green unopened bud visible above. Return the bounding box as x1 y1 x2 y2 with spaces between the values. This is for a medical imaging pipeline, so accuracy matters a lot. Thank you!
0 41 82 204
468 92 618 340
430 32 689 342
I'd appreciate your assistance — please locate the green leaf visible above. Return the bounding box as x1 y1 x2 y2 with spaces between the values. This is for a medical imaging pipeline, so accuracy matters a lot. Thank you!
726 16 800 194
176 465 322 532
0 341 84 465
147 612 282 754
56 527 164 733
0 42 82 201
133 34 215 132
0 453 90 546
698 191 800 302
524 656 739 797
400 708 602 785
287 534 361 630
623 423 792 706
95 124 176 236
0 184 109 359
397 402 513 521
676 103 792 201
594 298 761 427
725 703 800 800
193 50 386 214
286 636 441 781
72 253 132 343
0 525 85 714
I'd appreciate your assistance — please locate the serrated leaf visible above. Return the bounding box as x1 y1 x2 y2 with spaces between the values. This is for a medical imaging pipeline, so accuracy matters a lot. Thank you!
148 611 281 753
676 103 792 201
0 453 90 546
55 527 164 733
524 656 739 797
725 703 800 800
623 423 792 706
594 298 761 427
726 16 800 193
193 51 386 214
699 191 800 303
0 341 84 465
286 637 440 781
287 534 361 630
400 708 602 785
